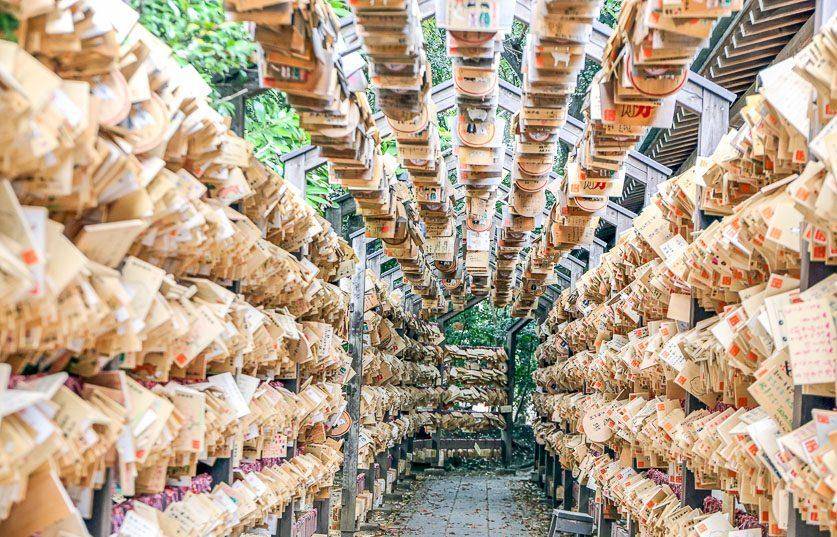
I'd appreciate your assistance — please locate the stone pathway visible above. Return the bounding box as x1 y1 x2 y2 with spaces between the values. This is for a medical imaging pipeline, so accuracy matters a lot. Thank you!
391 472 539 536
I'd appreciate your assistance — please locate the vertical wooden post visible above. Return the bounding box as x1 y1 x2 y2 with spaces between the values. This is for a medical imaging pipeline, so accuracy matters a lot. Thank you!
325 205 342 235
339 230 367 536
628 516 638 537
681 89 730 510
545 454 554 499
578 483 591 515
84 469 114 537
210 457 234 486
641 168 667 207
504 318 529 467
551 456 561 507
209 92 245 491
502 336 516 468
681 395 710 509
696 92 729 158
562 468 574 510
588 241 605 272
389 445 400 482
399 440 409 476
278 503 294 537
376 452 390 483
364 467 376 495
536 443 542 469
282 153 309 196
231 94 246 138
276 363 299 535
314 498 330 534
432 432 443 467
786 7 836 516
597 505 613 537
787 387 834 537
815 0 836 30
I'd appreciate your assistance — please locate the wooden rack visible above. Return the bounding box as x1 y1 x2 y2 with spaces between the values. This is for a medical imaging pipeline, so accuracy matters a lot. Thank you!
76 1 835 535
531 3 837 537
79 78 321 537
409 344 515 469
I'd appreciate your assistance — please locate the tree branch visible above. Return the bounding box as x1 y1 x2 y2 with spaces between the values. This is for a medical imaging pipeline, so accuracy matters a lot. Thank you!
513 390 529 423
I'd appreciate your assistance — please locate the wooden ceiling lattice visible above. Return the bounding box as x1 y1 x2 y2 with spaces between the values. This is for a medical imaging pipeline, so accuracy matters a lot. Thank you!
646 107 701 170
324 0 765 319
642 0 815 173
707 0 814 95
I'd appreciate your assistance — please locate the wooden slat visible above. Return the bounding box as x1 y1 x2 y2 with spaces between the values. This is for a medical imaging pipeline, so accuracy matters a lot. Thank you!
658 151 696 164
713 69 773 85
741 13 811 36
729 15 815 126
714 48 777 69
759 0 810 8
749 2 813 22
727 34 792 57
656 125 699 143
652 121 698 149
656 148 696 161
724 80 759 93
654 138 700 152
654 127 699 146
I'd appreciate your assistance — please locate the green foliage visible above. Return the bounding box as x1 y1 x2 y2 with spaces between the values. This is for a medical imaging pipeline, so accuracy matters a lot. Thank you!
306 167 338 211
553 141 569 176
599 0 623 27
567 0 622 120
327 0 351 18
437 109 455 152
133 0 336 212
243 91 336 211
499 21 527 86
544 188 556 211
422 18 452 85
381 258 399 274
568 58 602 120
443 302 539 425
246 92 309 167
366 239 382 255
129 0 257 88
512 324 539 424
0 12 18 41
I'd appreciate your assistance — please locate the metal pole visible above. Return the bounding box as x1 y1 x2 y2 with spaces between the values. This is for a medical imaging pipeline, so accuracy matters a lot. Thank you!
339 231 367 536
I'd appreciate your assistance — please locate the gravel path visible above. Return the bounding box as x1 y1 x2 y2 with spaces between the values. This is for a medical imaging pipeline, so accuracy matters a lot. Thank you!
374 470 549 536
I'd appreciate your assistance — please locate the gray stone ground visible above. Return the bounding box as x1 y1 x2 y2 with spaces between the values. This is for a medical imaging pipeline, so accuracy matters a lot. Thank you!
359 470 551 537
